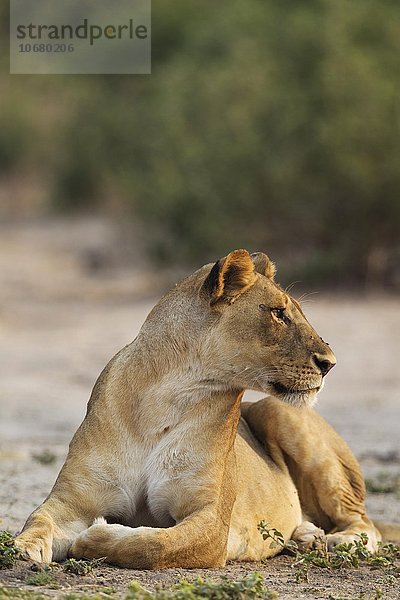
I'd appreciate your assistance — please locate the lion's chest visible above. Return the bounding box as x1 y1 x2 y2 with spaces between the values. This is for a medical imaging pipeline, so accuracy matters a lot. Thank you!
143 431 208 523
106 428 206 527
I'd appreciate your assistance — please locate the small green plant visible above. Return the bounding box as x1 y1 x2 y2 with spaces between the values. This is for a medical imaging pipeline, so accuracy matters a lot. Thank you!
63 557 104 575
125 582 153 600
257 522 298 554
63 591 115 600
365 472 400 496
0 531 21 569
32 449 57 465
328 590 383 600
0 588 48 599
372 541 400 562
327 533 371 570
126 573 277 599
258 520 327 581
258 520 400 583
26 570 59 588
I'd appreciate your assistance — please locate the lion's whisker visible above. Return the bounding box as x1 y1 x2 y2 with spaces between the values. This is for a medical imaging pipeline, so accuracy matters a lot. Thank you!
297 291 319 303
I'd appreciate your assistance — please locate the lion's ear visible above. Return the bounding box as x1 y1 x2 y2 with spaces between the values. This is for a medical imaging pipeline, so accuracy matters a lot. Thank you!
203 249 257 305
251 252 276 280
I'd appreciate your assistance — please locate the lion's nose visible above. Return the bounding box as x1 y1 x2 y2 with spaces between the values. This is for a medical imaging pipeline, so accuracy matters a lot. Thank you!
312 353 336 377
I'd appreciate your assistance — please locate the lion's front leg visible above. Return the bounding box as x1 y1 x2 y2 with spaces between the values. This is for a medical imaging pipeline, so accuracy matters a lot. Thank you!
70 489 235 569
14 494 91 563
70 448 238 569
14 505 55 563
14 451 117 563
70 506 229 569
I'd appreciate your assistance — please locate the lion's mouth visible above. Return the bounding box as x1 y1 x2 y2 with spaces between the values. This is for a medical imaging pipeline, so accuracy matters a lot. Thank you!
270 381 321 397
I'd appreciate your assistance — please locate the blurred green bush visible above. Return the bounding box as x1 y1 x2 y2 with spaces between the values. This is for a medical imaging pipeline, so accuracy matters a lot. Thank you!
1 0 400 287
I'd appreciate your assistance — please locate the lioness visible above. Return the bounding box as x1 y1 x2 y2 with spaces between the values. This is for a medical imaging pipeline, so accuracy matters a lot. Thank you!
16 249 386 568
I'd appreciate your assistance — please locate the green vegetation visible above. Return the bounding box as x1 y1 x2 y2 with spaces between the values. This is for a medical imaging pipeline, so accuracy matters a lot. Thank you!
328 591 383 600
0 589 48 600
0 574 276 600
365 472 400 496
125 574 276 599
25 570 59 588
62 558 104 576
1 1 399 285
0 528 276 599
258 521 400 583
63 591 115 600
32 449 57 466
0 532 21 569
0 586 115 600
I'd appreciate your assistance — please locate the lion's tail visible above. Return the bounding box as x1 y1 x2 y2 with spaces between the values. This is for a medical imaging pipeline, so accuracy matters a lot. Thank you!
374 520 400 543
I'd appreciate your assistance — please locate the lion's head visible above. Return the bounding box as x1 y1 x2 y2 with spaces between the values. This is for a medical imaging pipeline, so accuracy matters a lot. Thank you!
197 249 336 407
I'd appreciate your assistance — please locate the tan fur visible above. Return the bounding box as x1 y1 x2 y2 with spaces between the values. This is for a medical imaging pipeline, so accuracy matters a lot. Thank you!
15 250 391 568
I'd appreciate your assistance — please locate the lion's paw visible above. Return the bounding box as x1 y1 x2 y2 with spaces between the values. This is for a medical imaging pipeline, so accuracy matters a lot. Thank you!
326 529 379 553
14 535 52 563
69 518 119 560
292 521 327 552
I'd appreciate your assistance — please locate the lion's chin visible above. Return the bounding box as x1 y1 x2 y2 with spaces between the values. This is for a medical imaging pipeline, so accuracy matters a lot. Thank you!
269 382 321 408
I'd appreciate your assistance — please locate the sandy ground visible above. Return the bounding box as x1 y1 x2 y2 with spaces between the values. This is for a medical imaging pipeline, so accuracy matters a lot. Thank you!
0 218 399 598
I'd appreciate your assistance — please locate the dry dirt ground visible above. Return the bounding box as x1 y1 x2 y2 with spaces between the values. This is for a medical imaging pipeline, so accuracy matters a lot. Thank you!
0 218 399 599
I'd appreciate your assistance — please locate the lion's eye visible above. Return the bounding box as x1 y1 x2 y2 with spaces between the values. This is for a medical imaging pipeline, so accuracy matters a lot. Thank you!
271 308 291 325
